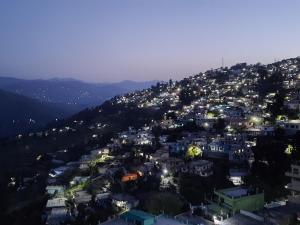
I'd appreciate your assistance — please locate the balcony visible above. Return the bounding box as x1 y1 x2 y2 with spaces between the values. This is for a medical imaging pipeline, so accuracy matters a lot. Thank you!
286 183 300 192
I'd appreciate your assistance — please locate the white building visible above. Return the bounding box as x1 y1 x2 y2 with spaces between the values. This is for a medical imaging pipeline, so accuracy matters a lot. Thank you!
74 190 92 205
229 169 248 186
182 160 213 177
111 194 139 211
46 197 67 209
46 185 65 196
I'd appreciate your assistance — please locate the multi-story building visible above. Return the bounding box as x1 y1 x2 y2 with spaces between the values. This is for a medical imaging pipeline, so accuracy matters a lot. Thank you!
285 163 300 193
205 187 264 221
181 159 213 177
282 120 300 135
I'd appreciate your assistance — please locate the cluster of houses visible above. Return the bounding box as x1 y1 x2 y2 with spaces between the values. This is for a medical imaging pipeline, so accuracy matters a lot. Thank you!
41 57 300 224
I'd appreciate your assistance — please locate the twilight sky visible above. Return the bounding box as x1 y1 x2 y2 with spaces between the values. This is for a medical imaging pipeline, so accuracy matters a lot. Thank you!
0 0 300 82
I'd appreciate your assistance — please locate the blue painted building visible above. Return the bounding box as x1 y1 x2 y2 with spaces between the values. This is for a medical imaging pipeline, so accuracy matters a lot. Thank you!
204 140 231 158
121 210 155 225
168 141 189 155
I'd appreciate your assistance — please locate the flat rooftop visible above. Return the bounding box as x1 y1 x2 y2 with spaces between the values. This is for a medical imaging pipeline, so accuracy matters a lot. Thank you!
286 120 300 124
220 202 300 225
224 188 248 197
100 215 187 225
46 197 67 208
216 187 260 198
121 209 154 220
219 213 264 225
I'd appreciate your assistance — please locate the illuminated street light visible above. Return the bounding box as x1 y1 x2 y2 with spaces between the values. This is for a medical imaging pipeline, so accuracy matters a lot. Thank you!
163 168 168 175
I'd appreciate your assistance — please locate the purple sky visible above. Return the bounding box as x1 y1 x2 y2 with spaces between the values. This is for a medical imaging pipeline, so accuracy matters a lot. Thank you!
0 0 300 82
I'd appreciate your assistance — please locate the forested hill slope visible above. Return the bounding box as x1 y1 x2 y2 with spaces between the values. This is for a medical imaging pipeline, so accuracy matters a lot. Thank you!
0 89 78 137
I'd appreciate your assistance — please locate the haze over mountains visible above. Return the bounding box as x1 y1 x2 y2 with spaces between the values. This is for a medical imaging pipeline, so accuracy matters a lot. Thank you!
0 77 158 137
0 77 158 107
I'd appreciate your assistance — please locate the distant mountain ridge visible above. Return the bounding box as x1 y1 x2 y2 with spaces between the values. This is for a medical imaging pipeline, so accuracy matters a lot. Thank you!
0 77 159 108
0 77 158 137
0 89 81 137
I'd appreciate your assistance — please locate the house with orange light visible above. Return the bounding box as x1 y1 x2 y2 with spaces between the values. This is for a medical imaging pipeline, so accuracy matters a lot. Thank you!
121 171 143 182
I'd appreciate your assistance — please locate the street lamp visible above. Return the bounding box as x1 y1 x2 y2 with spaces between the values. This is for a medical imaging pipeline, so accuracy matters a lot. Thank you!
163 168 168 175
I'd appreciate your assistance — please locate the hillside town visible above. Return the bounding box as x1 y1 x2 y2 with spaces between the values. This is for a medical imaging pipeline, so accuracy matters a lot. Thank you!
3 57 300 225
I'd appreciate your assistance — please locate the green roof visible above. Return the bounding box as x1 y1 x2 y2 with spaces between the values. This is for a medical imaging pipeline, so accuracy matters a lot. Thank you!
215 187 259 198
